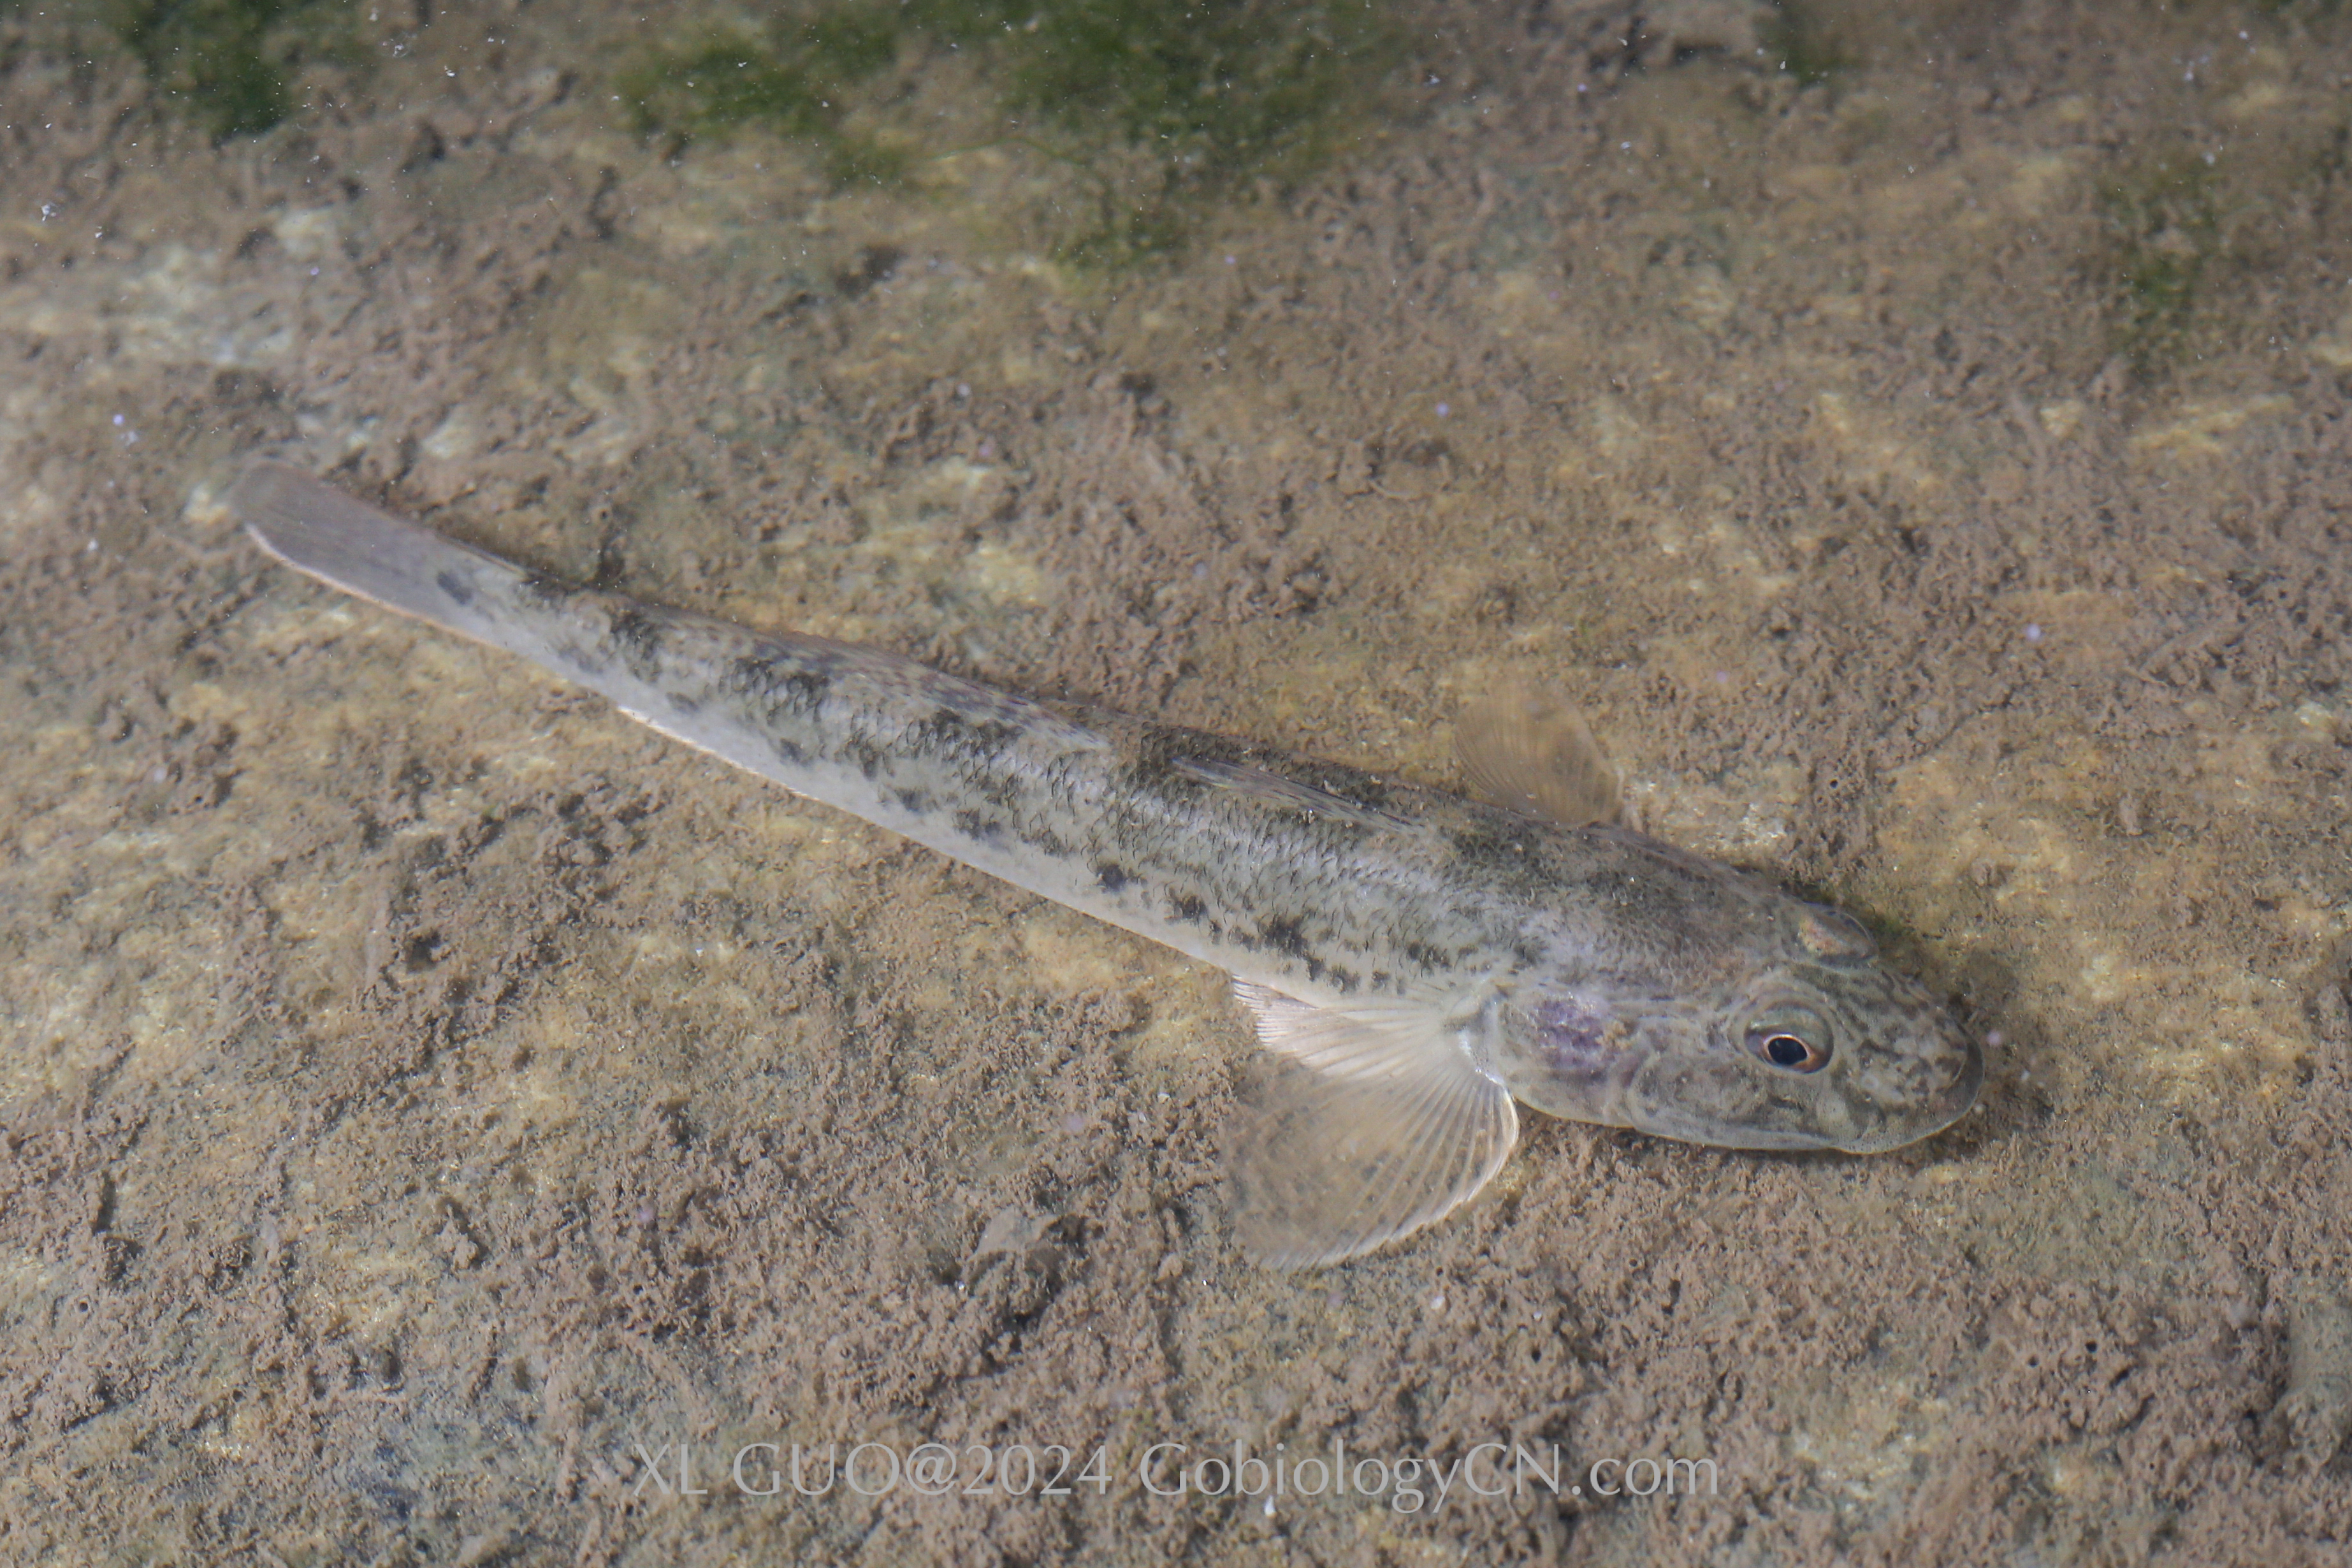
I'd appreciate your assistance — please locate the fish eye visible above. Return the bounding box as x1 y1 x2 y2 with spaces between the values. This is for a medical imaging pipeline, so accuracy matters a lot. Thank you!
1746 1022 1832 1073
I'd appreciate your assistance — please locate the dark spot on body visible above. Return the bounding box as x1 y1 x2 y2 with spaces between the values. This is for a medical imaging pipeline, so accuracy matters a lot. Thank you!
518 572 573 608
1170 891 1206 923
975 772 1024 811
667 692 701 717
897 788 932 816
1259 917 1308 958
841 732 887 780
1094 861 1129 894
925 706 1021 751
780 664 832 706
434 569 474 606
734 652 832 713
607 608 664 676
954 809 1001 842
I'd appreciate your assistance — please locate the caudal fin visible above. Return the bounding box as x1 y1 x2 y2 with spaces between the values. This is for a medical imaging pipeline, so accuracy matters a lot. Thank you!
228 460 550 650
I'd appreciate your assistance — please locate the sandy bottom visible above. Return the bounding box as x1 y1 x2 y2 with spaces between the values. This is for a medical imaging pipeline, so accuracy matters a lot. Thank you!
4 1 2351 1562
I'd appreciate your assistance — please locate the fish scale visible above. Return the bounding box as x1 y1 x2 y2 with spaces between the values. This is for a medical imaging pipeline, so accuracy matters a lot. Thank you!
230 459 1982 1268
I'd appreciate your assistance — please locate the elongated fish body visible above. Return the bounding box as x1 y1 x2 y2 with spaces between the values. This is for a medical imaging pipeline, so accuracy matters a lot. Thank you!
231 461 1982 1267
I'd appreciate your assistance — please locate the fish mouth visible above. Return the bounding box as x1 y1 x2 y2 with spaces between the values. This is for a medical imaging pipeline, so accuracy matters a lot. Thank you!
1846 1033 1984 1152
1627 1102 1844 1152
1823 1033 1985 1154
1930 1034 1986 1128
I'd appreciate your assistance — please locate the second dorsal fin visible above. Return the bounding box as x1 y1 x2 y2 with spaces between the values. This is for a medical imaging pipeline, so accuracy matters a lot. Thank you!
1454 681 1622 828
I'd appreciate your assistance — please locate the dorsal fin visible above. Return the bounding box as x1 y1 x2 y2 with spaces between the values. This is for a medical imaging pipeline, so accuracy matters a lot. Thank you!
1454 681 1622 828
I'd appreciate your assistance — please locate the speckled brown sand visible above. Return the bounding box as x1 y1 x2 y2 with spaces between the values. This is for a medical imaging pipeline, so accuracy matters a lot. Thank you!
4 2 2352 1563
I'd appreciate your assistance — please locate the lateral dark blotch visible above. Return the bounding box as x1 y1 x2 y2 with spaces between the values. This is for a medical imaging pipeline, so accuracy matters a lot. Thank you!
1259 916 1309 959
434 569 474 606
896 788 932 816
953 808 1001 841
1094 860 1129 894
518 571 573 608
780 665 832 707
973 771 1024 811
919 705 1022 758
966 716 1023 750
731 650 831 711
1170 890 1206 923
1400 940 1448 973
607 607 664 676
841 732 888 780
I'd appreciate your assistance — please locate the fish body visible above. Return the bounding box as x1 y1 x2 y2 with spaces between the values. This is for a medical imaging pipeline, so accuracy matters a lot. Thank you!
230 461 1982 1265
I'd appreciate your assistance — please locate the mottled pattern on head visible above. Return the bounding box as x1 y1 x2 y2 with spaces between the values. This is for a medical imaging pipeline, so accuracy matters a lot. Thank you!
1494 848 1980 1154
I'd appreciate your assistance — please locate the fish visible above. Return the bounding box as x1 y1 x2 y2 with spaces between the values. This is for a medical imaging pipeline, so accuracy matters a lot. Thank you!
228 459 1984 1267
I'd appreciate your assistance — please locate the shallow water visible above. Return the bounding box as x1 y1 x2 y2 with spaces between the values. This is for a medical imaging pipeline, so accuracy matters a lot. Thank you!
3 1 2350 1562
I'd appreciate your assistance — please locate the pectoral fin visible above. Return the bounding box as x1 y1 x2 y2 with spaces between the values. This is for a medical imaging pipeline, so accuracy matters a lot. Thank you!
1227 982 1519 1267
1455 682 1621 828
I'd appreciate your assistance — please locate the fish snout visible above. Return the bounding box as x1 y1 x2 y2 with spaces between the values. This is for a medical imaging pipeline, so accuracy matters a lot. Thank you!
1833 1014 1982 1153
1930 1028 1985 1128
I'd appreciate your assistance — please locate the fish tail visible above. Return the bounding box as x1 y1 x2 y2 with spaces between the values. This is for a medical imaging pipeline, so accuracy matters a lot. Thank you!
228 459 546 651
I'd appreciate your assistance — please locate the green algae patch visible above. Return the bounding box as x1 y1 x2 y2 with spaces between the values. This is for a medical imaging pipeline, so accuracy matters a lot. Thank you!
619 0 1405 265
615 11 913 188
101 0 361 140
2096 152 2220 372
1760 0 1855 87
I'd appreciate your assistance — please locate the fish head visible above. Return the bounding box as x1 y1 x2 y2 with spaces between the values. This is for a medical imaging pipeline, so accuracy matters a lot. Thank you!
1502 903 1982 1154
